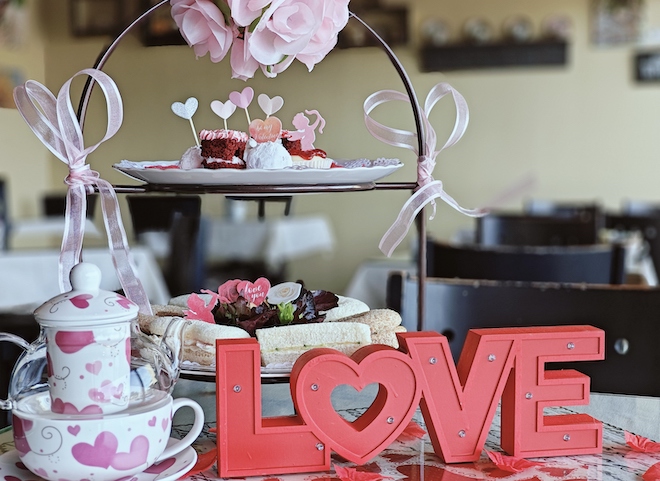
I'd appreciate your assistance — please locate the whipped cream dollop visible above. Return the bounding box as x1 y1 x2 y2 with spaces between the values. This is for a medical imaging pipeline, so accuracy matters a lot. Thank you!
179 145 204 170
244 138 293 170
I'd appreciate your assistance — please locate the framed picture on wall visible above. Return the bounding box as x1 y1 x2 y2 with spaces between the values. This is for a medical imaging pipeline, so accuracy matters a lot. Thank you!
338 0 408 48
590 0 644 45
140 0 185 46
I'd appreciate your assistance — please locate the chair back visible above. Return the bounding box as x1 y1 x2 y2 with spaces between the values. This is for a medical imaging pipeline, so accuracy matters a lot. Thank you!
387 273 660 396
622 200 660 217
606 213 660 278
126 195 204 296
477 213 599 247
43 193 97 219
427 239 626 284
524 200 603 224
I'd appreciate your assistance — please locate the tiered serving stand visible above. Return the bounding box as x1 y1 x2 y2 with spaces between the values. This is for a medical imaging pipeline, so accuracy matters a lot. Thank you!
77 0 430 334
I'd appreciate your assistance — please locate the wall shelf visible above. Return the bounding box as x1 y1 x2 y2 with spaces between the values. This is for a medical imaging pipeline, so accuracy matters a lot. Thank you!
420 41 568 72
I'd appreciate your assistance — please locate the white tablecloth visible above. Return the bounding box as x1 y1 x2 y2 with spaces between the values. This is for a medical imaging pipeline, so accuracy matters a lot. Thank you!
10 218 101 243
0 247 170 314
139 215 335 270
344 257 416 309
206 215 335 268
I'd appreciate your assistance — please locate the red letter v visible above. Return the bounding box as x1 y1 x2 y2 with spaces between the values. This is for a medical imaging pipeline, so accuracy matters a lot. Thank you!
397 331 517 463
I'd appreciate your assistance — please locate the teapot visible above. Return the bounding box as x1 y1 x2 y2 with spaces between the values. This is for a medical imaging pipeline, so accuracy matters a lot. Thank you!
0 262 189 411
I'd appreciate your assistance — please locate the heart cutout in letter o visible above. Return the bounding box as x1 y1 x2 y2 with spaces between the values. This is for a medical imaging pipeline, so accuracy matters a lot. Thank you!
290 345 421 464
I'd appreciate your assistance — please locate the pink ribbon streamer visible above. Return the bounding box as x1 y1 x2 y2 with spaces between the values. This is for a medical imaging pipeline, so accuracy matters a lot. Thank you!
13 68 152 315
364 82 486 257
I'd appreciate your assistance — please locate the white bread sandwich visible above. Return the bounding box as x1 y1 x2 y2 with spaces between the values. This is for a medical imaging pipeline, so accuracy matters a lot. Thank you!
256 322 371 366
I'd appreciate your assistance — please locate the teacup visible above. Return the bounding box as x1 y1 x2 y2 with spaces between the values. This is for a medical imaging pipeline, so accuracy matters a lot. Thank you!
12 390 204 481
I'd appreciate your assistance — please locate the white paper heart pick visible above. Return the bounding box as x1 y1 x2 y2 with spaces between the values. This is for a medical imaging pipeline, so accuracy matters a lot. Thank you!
258 94 284 117
171 97 199 120
211 100 237 120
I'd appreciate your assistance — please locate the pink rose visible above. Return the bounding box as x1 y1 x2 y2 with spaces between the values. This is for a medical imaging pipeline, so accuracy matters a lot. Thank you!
296 0 349 71
171 0 234 63
230 31 261 80
248 0 327 67
216 279 242 304
228 0 270 27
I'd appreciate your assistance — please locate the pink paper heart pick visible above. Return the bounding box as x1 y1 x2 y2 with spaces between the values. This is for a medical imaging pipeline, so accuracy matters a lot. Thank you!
257 94 284 117
237 278 270 306
229 87 254 109
249 117 282 143
171 97 198 120
211 100 237 120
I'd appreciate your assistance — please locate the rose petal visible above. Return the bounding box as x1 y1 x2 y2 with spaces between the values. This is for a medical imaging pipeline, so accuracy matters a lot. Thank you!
486 451 543 473
334 465 384 481
644 462 660 481
626 431 660 453
396 421 426 442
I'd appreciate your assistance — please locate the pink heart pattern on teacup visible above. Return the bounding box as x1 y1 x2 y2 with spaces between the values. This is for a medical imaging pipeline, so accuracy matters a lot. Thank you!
67 425 81 436
89 381 124 403
85 361 102 375
54 331 95 354
148 416 157 427
69 294 94 309
237 278 271 306
71 432 149 470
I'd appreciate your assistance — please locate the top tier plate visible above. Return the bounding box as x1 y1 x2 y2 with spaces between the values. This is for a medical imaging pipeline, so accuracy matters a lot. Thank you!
114 160 403 186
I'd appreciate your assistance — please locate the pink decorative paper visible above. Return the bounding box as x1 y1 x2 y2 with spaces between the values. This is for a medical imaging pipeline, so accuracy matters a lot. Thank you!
334 464 385 481
184 293 216 324
625 431 660 453
486 450 543 473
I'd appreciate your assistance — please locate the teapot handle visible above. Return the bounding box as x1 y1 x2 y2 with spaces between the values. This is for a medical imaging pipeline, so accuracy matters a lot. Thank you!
0 332 34 410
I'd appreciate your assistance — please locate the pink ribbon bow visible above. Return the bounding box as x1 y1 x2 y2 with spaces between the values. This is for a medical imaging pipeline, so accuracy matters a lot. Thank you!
364 82 486 257
13 68 152 314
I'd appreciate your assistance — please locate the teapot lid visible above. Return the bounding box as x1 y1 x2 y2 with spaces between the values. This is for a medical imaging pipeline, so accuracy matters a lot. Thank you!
34 262 139 326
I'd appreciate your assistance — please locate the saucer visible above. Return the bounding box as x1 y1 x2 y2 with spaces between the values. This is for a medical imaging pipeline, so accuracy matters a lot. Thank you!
0 438 198 481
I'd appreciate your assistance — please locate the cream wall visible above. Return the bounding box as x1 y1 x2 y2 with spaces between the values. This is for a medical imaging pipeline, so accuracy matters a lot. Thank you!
7 0 660 295
0 0 48 219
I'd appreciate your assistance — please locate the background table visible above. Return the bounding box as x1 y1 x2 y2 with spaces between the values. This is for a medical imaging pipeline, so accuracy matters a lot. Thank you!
0 246 170 314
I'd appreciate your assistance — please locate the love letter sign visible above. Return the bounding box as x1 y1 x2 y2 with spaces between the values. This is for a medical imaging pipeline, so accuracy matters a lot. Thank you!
215 326 605 478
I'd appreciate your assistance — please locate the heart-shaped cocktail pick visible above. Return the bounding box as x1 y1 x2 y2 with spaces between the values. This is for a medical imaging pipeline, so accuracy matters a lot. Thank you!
211 100 236 130
171 97 200 146
257 94 284 118
229 87 254 125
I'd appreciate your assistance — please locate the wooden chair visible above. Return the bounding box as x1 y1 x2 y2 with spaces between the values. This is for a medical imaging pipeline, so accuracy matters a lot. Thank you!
126 195 203 296
427 239 626 284
476 212 599 247
387 273 660 396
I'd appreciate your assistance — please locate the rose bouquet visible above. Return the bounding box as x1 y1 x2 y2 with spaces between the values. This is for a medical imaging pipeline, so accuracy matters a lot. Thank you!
170 0 350 80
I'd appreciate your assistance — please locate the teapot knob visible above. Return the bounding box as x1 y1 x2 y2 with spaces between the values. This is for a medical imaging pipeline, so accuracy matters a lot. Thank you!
70 263 102 294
